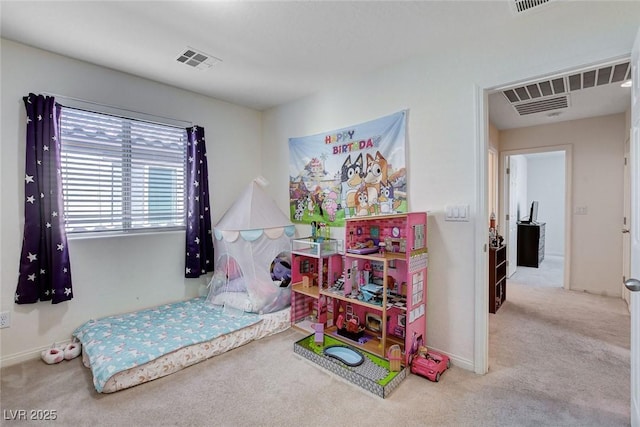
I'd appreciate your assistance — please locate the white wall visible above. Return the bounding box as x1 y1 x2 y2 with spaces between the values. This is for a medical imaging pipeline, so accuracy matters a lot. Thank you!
526 152 565 256
501 115 626 296
0 40 263 364
263 67 480 367
512 155 529 222
262 7 637 366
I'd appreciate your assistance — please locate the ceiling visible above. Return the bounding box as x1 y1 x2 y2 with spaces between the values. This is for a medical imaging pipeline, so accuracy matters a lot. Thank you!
488 58 633 130
0 1 636 130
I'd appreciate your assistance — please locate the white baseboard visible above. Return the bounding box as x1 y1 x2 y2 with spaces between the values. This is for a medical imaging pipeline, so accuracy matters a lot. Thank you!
0 338 72 368
545 252 564 257
427 346 474 372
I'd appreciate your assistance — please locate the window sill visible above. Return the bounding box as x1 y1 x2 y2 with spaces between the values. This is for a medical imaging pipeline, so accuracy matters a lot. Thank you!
66 228 185 241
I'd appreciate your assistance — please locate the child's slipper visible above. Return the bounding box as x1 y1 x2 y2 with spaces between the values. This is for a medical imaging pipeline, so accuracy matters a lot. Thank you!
63 341 82 360
41 345 64 365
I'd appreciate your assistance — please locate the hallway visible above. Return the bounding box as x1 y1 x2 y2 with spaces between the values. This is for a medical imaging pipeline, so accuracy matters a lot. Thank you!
508 254 563 288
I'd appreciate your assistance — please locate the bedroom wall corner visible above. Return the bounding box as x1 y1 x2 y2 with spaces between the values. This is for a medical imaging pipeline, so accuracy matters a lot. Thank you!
0 39 263 365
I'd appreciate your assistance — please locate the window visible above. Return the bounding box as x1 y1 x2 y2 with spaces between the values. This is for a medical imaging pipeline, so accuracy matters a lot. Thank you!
59 107 187 234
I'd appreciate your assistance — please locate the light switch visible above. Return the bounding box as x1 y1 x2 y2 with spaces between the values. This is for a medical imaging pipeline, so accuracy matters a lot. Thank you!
445 205 470 222
574 206 588 215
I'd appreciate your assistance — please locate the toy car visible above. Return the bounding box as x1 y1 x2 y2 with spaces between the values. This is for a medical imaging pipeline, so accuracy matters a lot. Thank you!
410 348 451 382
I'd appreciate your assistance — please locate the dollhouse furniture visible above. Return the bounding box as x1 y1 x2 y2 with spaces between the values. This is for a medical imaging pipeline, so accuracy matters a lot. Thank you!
321 212 427 367
290 237 343 332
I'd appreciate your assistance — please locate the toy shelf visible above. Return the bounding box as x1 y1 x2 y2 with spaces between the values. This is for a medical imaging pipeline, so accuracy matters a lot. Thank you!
343 251 409 262
320 288 406 311
339 212 427 366
290 238 343 333
291 283 320 299
323 325 405 357
290 212 427 369
292 237 342 258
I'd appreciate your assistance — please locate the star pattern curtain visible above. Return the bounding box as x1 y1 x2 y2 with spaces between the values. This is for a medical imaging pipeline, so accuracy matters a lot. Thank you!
185 126 214 278
15 93 73 304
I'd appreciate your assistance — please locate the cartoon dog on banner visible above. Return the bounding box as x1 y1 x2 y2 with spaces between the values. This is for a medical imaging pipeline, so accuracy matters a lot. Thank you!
378 181 394 214
340 154 364 218
364 151 388 215
355 185 370 217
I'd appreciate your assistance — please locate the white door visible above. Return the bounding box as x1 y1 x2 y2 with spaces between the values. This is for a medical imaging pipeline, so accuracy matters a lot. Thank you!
627 26 640 427
507 156 519 277
624 135 631 308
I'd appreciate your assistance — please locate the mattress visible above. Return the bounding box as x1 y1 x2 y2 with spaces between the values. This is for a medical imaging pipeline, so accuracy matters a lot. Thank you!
73 297 290 393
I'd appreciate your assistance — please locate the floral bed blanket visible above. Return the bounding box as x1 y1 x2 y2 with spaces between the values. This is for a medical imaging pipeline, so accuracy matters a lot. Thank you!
73 297 261 392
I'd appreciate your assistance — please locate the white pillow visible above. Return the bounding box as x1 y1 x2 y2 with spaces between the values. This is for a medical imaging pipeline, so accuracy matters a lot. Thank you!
210 291 253 312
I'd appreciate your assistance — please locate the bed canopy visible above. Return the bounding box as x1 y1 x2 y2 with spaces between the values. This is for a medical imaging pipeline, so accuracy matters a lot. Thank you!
208 179 295 314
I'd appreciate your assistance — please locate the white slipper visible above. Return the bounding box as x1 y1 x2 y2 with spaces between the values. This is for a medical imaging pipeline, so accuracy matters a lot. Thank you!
41 346 64 365
63 342 82 360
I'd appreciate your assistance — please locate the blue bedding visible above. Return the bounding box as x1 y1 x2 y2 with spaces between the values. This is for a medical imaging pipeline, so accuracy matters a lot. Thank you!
73 297 261 392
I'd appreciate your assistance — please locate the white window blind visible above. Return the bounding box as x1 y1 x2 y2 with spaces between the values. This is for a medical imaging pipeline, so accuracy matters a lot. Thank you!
59 107 187 234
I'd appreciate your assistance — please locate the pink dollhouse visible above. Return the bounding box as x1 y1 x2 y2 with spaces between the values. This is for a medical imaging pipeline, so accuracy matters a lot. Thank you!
290 212 427 368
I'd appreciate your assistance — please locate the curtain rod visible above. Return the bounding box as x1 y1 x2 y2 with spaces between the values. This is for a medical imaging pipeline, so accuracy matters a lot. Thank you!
42 92 193 129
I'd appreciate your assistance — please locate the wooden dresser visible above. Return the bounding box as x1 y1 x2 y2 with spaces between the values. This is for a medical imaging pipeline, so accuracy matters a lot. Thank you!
517 222 545 268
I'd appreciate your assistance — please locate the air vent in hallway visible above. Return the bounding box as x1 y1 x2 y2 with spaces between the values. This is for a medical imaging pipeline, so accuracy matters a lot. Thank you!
514 96 569 116
567 62 630 91
501 60 629 116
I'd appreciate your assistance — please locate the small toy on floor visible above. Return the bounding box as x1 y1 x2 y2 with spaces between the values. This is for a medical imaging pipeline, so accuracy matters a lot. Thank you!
410 346 450 382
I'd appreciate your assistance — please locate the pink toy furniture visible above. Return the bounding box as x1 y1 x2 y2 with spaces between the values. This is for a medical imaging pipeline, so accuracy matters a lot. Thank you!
410 348 450 382
312 322 324 344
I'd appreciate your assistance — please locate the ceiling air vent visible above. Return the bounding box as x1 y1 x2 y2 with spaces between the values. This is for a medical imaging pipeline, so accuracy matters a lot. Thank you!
503 78 566 104
511 0 551 14
176 47 221 70
567 62 630 91
514 96 569 116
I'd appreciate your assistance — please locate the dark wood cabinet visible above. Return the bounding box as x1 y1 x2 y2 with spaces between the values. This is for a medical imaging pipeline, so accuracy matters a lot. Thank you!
517 222 545 268
489 245 507 313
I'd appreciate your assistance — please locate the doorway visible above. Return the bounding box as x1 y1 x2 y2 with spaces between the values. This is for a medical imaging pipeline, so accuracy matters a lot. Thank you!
501 149 569 289
476 59 632 375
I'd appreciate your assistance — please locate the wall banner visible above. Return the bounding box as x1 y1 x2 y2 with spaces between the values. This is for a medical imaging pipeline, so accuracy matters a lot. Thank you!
288 110 407 227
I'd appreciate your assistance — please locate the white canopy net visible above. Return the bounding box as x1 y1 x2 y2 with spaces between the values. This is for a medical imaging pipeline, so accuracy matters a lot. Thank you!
207 179 295 314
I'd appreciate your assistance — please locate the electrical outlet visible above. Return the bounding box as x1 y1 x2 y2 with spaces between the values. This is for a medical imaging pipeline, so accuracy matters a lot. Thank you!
0 311 11 328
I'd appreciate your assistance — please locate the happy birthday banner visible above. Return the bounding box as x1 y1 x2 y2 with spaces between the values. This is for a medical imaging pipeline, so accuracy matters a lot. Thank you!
288 110 408 227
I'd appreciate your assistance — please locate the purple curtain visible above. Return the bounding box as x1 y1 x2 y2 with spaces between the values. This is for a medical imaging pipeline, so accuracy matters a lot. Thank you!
185 125 214 278
15 94 73 304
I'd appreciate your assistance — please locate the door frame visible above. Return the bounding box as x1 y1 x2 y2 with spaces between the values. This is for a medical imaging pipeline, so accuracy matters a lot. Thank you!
474 85 489 374
505 154 519 278
628 25 640 427
474 58 629 374
500 145 572 290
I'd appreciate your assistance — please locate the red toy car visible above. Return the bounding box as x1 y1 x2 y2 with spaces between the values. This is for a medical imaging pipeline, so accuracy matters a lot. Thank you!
410 346 451 382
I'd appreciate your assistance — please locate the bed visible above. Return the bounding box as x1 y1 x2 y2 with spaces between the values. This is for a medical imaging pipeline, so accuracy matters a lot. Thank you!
72 297 290 393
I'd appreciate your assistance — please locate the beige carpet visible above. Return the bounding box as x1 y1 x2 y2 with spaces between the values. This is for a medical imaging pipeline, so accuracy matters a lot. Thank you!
1 283 630 426
509 254 564 288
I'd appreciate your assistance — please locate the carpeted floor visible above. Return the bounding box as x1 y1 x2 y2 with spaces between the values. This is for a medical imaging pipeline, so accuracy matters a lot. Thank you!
0 281 630 426
508 254 564 287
